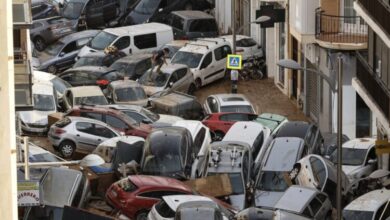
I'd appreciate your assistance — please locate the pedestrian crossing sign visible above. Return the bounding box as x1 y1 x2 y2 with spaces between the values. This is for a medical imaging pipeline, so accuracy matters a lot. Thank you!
227 54 242 70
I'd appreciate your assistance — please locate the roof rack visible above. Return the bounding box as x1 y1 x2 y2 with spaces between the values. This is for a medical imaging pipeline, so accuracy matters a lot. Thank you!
209 146 242 168
196 38 226 44
185 43 209 49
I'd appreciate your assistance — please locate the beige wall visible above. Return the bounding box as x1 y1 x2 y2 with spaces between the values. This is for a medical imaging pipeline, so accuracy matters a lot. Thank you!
0 0 18 219
321 0 340 16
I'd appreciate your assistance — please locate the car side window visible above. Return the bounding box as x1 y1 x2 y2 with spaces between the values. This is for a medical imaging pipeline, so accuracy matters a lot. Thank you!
93 124 117 138
207 97 218 113
139 190 186 199
176 68 187 80
309 156 326 188
252 132 264 159
367 147 377 163
105 115 128 130
80 112 103 121
61 73 74 82
316 193 327 203
193 127 206 155
62 42 77 53
114 36 131 50
308 197 322 216
168 72 179 84
189 19 218 32
214 45 231 61
201 52 212 69
134 33 157 49
171 15 184 31
220 113 246 121
76 122 94 135
302 207 312 218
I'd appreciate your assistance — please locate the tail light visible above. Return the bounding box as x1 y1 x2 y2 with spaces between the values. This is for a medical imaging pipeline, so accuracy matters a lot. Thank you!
96 79 109 86
54 128 66 135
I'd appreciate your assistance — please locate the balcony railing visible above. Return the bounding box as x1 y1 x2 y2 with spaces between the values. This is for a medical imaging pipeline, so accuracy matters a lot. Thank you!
315 8 368 45
356 52 390 122
357 0 390 38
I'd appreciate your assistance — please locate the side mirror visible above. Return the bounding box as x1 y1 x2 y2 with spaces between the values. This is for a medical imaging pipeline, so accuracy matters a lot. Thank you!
368 159 377 165
59 52 65 57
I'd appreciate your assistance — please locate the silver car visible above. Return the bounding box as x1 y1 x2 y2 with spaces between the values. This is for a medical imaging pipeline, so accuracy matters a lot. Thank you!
31 16 75 51
48 116 121 158
105 80 148 107
138 64 196 96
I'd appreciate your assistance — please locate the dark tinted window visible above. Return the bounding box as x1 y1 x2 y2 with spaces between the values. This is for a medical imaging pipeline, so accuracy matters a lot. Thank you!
220 113 248 121
176 68 187 80
302 207 312 218
242 152 249 183
201 52 212 69
317 193 327 203
76 122 94 135
62 42 77 53
252 132 264 159
309 156 326 188
171 15 184 30
80 112 103 121
93 124 117 138
125 111 146 123
207 97 218 113
193 127 206 155
114 36 130 50
105 115 128 129
134 33 157 49
155 200 175 218
236 38 257 47
189 19 217 32
309 197 322 216
214 45 231 61
139 190 186 199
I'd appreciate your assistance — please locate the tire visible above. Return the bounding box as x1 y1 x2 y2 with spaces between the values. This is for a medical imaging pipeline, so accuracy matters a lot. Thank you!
195 78 202 89
34 36 46 52
135 210 149 220
59 140 76 158
188 83 196 95
47 65 58 74
251 69 264 80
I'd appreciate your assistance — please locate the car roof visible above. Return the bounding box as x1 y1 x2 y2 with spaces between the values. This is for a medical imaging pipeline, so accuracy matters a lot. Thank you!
275 121 311 139
163 195 213 211
344 189 390 211
104 23 172 36
97 136 145 148
179 38 230 54
32 82 54 95
60 30 100 43
173 120 207 140
63 66 110 74
66 86 103 97
114 53 153 64
67 116 114 127
275 186 318 213
129 175 191 191
172 11 215 19
33 70 56 81
342 138 376 149
223 122 268 146
164 40 189 48
160 63 188 73
211 93 252 107
263 137 305 171
110 80 142 89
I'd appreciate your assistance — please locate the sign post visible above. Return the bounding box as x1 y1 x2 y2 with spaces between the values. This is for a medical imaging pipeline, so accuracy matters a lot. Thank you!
227 54 242 93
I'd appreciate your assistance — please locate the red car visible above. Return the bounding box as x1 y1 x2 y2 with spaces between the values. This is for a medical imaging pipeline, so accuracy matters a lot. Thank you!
66 105 151 138
202 112 257 140
106 175 193 219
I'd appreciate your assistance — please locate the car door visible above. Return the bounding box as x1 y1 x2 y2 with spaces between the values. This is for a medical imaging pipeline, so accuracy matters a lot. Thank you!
74 122 105 152
173 68 190 92
211 45 231 82
199 52 215 85
56 41 79 69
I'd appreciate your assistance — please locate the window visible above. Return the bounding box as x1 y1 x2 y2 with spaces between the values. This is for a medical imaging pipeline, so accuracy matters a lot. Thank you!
113 36 130 50
309 197 322 216
155 200 175 218
242 152 249 183
309 156 326 188
236 38 257 47
201 52 212 69
344 0 356 24
374 201 390 220
134 33 157 49
76 122 94 135
139 190 186 199
60 73 74 82
105 115 128 129
193 128 206 155
80 112 103 121
252 132 264 159
207 97 218 113
214 45 231 61
93 124 117 138
168 73 179 84
302 207 312 218
188 19 217 32
62 42 77 53
220 113 247 121
171 15 184 30
175 68 187 80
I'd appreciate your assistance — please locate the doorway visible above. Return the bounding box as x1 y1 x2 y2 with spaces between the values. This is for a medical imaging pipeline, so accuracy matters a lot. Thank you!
292 37 298 99
356 93 371 137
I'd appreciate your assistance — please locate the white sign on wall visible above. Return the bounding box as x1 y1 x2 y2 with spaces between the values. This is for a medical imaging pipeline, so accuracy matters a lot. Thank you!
17 181 40 207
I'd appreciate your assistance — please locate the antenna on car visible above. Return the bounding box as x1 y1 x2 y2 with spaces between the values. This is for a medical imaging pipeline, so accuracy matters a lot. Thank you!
211 147 222 167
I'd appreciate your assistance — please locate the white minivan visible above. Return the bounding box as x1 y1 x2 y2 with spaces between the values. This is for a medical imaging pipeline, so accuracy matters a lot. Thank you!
77 23 174 57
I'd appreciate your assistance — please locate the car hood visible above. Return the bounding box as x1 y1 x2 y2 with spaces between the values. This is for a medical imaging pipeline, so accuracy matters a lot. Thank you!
18 110 55 125
342 165 360 176
114 99 148 107
254 190 284 209
142 86 163 96
229 194 245 210
157 114 183 124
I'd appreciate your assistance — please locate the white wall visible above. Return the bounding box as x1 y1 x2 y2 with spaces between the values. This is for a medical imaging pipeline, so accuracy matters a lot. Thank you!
290 0 319 35
215 0 232 34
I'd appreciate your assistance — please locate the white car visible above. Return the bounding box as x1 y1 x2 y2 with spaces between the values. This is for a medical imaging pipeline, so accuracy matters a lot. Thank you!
219 35 263 61
62 86 108 111
171 38 232 89
18 82 57 134
32 70 72 98
330 138 377 187
173 120 211 178
203 93 256 114
148 195 232 220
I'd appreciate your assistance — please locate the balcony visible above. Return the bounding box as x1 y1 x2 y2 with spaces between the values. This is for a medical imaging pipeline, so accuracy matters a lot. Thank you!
315 8 368 50
356 0 390 39
356 52 390 122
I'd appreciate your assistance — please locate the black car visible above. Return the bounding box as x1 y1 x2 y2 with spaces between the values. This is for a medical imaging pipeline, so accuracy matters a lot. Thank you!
123 0 213 25
32 0 59 20
166 11 218 40
109 53 152 80
274 121 324 155
59 66 124 89
140 127 194 180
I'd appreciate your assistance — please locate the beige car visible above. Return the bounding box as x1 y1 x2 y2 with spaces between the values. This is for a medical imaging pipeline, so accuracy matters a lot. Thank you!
62 86 108 111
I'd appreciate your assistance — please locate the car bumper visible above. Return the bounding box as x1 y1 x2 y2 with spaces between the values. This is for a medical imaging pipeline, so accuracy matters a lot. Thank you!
21 124 48 134
48 134 61 147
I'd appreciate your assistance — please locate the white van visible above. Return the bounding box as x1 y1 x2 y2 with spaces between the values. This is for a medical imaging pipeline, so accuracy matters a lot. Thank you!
78 23 174 57
171 38 232 88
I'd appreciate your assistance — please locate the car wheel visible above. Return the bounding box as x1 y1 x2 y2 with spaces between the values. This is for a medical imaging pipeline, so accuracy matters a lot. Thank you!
188 83 196 95
135 210 149 220
195 78 202 89
59 140 75 158
34 36 46 52
47 65 58 74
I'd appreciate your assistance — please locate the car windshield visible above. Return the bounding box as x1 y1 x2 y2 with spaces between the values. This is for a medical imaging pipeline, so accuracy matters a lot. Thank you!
343 210 374 220
89 31 118 50
139 71 170 87
114 87 147 102
256 171 289 192
74 56 104 68
330 148 367 166
50 77 71 94
133 0 160 15
33 94 55 111
220 105 254 114
110 62 135 74
171 51 203 68
45 41 65 56
63 2 85 19
141 108 159 121
74 95 108 105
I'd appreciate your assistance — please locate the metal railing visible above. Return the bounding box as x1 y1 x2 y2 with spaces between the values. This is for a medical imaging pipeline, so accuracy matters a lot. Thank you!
356 52 390 122
315 8 368 44
357 0 390 38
